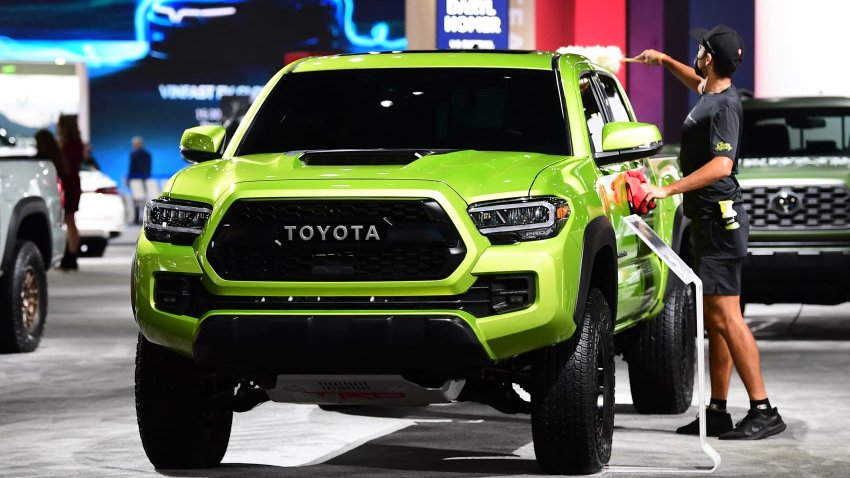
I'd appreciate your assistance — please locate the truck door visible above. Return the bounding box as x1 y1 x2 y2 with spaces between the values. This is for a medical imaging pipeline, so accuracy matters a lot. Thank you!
578 71 662 322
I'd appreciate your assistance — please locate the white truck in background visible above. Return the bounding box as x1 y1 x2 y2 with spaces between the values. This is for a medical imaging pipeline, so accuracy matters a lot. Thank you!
0 131 65 352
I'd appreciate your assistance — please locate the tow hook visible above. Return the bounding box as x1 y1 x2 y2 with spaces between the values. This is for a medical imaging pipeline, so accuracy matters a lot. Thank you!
211 380 270 412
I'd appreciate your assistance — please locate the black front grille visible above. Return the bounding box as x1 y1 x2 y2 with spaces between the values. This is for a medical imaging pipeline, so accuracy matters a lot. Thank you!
155 273 535 318
206 199 466 281
740 184 850 230
193 314 492 372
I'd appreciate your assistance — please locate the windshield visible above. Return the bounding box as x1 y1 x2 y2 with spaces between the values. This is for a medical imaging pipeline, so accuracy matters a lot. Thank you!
237 67 569 156
741 108 850 157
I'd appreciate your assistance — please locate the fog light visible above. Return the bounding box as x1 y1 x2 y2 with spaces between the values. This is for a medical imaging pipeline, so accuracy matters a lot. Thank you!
489 274 535 314
154 275 192 315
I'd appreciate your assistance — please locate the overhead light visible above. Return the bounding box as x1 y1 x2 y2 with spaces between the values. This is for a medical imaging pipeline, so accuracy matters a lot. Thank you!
153 5 237 23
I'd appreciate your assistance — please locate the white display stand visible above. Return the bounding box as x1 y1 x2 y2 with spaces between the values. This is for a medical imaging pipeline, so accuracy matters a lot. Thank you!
605 215 721 474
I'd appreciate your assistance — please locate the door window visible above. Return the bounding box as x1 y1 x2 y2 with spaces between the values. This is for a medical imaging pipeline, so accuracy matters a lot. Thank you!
598 75 633 123
580 74 605 152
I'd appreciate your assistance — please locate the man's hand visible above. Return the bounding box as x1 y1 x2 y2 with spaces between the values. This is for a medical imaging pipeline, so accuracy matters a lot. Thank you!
641 183 670 202
634 49 668 66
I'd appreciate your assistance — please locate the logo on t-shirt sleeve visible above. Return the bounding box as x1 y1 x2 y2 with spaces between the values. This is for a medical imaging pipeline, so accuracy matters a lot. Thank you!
714 142 733 152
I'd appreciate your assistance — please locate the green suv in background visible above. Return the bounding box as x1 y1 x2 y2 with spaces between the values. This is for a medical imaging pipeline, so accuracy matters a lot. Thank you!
738 97 850 306
133 51 695 475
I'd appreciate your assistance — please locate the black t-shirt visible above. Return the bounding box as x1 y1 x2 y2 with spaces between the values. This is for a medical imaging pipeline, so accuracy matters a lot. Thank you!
679 85 743 218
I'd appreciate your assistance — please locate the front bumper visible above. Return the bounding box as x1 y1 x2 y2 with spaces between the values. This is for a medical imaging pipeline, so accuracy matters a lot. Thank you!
744 242 850 305
133 181 582 368
193 314 492 373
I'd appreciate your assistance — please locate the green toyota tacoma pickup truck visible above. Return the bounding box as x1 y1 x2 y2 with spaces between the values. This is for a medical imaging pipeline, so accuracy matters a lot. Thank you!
738 97 850 306
133 51 695 475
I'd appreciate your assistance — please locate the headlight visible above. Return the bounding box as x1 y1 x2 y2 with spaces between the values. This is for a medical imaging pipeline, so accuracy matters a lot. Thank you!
144 198 212 245
468 197 570 242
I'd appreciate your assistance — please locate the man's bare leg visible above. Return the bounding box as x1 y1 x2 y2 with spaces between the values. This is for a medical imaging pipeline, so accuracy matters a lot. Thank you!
707 327 734 400
675 294 737 435
704 294 766 400
704 294 786 439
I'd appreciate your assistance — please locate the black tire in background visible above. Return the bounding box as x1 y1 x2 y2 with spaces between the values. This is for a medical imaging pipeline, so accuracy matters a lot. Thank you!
532 288 615 475
79 238 108 257
625 277 696 414
0 241 47 353
135 334 232 469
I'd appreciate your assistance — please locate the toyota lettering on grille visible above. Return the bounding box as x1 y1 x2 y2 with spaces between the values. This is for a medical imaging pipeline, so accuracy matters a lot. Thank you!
282 224 381 241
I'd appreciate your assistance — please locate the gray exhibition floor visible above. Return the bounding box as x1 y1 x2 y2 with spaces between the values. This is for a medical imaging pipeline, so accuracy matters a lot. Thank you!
0 229 848 477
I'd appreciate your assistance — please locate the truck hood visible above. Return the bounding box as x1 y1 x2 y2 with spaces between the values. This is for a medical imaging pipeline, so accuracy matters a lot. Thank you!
168 150 569 204
738 156 850 184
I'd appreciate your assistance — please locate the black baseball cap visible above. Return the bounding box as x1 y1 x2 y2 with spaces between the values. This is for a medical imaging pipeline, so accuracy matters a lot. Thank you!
690 25 744 67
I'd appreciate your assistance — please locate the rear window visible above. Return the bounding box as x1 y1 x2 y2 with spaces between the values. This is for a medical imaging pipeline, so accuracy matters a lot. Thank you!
238 68 569 156
741 108 850 157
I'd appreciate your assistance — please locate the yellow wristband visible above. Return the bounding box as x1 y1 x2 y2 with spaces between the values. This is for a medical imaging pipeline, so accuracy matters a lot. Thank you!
658 53 668 65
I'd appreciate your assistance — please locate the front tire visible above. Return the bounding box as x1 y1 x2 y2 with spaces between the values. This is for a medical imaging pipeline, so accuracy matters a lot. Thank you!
0 241 47 353
135 334 232 469
532 289 615 475
625 277 696 414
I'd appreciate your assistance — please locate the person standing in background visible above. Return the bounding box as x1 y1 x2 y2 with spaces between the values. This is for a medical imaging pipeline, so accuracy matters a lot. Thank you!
35 129 67 179
57 115 83 271
35 129 68 218
128 136 152 224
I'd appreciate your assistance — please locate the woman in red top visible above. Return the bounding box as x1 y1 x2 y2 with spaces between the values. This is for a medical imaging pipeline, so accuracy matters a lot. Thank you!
57 114 83 271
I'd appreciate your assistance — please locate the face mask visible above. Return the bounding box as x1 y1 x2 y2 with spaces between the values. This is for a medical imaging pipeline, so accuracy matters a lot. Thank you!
693 56 705 78
693 44 707 78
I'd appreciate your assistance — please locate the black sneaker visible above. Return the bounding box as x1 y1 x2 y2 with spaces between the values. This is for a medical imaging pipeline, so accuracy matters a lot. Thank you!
719 408 786 440
58 252 78 271
676 409 733 436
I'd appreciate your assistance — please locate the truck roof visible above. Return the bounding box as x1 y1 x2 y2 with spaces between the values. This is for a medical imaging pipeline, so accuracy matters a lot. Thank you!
743 96 850 111
291 50 563 73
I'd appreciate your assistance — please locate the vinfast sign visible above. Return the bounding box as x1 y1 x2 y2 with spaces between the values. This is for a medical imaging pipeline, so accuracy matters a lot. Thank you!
437 0 508 50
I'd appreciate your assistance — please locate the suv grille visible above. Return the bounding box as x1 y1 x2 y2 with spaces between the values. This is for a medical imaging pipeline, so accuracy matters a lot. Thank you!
740 184 850 230
206 200 466 281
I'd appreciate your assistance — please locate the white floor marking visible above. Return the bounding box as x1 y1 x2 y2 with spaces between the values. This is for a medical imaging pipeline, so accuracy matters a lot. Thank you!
442 441 534 462
223 404 416 467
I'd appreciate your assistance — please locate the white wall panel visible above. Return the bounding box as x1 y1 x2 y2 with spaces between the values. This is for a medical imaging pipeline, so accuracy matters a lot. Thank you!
756 0 850 97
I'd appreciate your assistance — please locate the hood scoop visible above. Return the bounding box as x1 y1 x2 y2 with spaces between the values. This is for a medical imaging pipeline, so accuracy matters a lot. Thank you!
299 149 456 166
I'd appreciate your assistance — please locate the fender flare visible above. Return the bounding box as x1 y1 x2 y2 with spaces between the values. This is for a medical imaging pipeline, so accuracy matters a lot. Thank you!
665 203 691 300
670 203 689 257
1 197 51 275
574 216 618 327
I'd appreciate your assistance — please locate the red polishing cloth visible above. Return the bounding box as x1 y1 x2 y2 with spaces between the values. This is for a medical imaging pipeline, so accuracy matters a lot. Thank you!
624 170 656 215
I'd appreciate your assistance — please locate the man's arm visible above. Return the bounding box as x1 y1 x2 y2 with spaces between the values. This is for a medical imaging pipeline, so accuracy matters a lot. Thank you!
642 156 734 201
635 49 704 95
